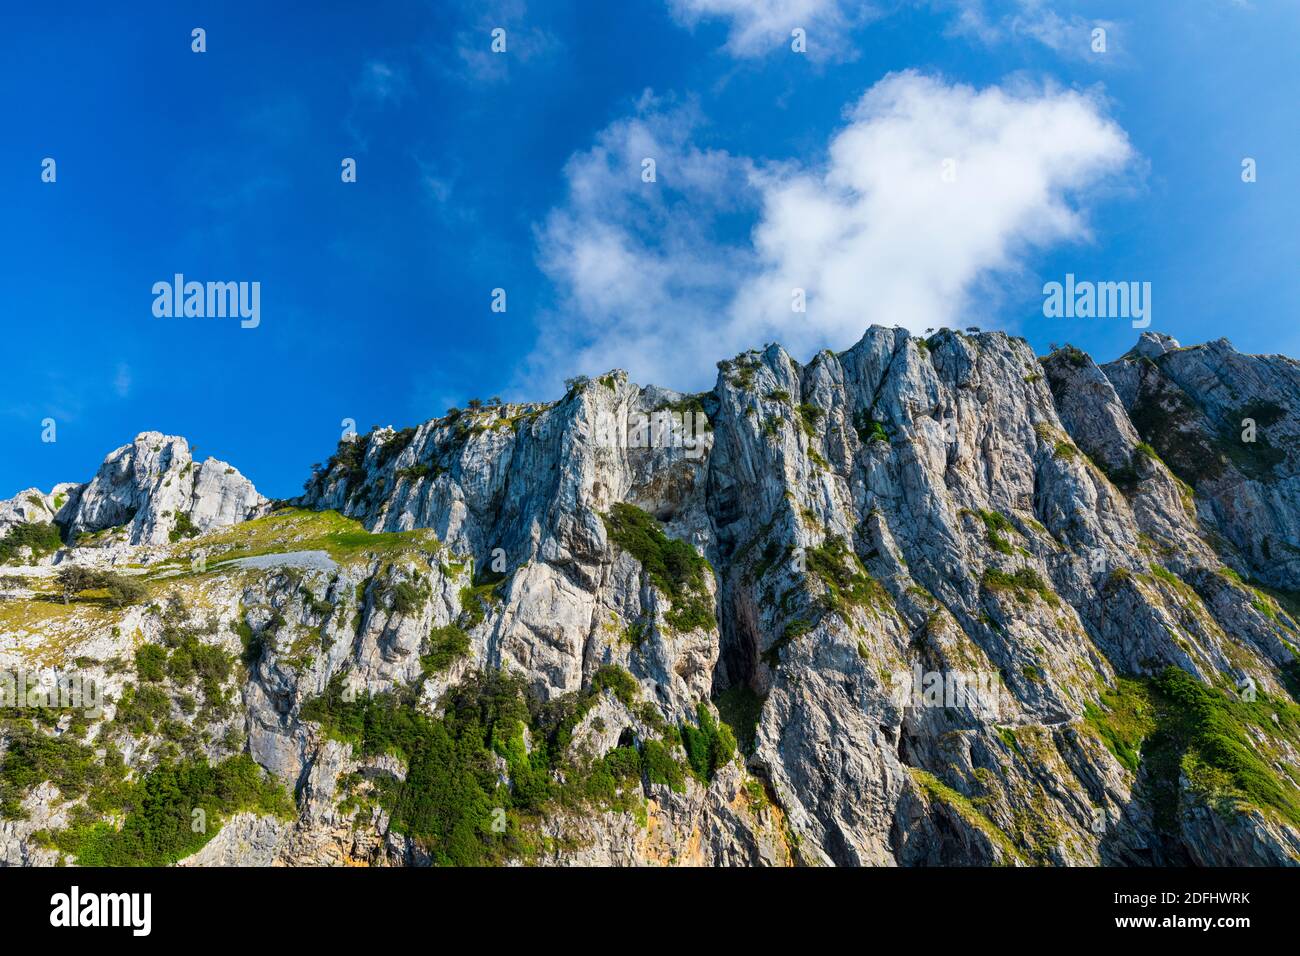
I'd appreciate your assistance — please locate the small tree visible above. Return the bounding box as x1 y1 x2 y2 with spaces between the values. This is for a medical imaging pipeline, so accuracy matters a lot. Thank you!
55 566 103 605
103 572 148 608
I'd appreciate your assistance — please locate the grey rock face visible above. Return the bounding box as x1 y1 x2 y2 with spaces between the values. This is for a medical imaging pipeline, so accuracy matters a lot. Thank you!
6 329 1300 868
0 783 70 866
176 813 290 867
62 432 268 546
0 483 82 542
286 328 1300 865
1102 334 1300 590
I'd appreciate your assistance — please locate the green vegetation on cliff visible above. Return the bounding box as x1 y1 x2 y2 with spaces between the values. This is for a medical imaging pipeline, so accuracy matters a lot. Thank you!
1084 668 1300 832
300 667 670 865
0 521 63 565
602 503 715 633
54 755 293 866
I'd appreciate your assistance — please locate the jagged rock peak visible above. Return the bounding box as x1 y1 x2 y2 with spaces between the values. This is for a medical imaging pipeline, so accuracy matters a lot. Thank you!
62 431 268 546
1132 331 1182 359
0 483 82 537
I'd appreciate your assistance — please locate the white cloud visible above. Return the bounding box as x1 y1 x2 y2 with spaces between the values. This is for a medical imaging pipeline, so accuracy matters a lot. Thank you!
524 94 758 389
667 0 871 59
942 0 1117 60
527 73 1133 393
667 0 1118 61
733 72 1133 356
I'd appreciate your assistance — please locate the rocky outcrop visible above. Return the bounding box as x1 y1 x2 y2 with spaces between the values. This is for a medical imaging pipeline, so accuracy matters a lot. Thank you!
61 432 268 546
1101 333 1300 590
0 484 81 538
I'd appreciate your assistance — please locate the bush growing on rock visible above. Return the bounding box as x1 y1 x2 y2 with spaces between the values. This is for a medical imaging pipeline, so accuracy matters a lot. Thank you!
103 572 147 608
53 567 146 606
0 521 62 565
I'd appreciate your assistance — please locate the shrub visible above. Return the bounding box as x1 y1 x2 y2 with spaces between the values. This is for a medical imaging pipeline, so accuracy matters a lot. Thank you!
421 625 471 674
641 740 685 792
300 668 685 862
235 618 263 669
103 572 147 608
457 564 507 629
715 686 764 755
797 404 824 439
727 357 759 390
602 746 641 781
112 684 172 735
1058 344 1089 368
680 703 737 782
0 522 63 565
302 671 538 864
976 509 1014 535
389 578 428 616
322 434 369 490
134 645 168 683
169 511 199 543
395 463 434 482
591 664 638 708
981 567 1059 607
374 428 417 471
805 535 888 617
971 510 1016 555
0 722 108 816
852 410 889 445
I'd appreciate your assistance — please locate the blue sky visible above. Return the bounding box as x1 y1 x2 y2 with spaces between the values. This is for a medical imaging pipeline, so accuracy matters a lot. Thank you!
2 1 1297 500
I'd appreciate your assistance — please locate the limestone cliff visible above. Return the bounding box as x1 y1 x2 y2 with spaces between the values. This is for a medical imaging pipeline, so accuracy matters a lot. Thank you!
2 329 1298 867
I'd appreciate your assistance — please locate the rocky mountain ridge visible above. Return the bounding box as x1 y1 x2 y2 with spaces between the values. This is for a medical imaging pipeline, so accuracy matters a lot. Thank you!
2 327 1299 867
